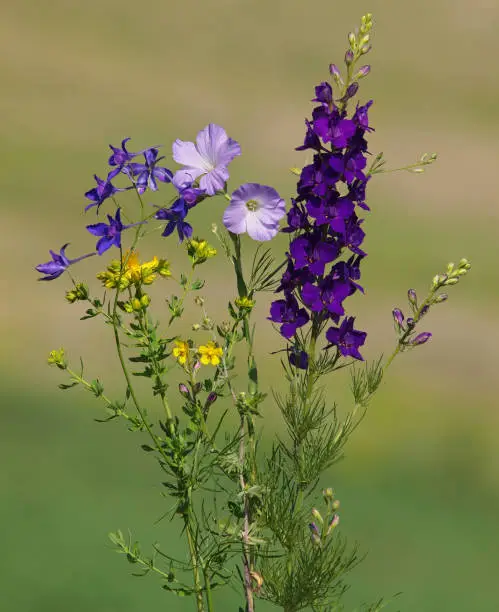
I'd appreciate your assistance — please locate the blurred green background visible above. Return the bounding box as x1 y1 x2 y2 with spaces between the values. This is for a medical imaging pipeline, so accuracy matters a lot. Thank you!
2 0 499 610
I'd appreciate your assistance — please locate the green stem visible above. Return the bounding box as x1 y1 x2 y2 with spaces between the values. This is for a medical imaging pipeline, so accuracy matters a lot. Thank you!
186 518 205 612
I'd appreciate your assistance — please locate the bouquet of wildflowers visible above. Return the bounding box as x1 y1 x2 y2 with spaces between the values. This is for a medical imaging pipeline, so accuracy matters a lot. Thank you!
37 14 471 612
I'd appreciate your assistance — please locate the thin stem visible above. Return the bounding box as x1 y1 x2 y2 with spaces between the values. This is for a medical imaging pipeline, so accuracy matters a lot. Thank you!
186 520 205 612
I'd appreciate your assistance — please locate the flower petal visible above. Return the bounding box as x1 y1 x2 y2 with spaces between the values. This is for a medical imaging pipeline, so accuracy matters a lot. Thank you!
199 166 229 195
172 139 206 169
223 203 248 234
245 215 279 241
196 124 240 168
172 168 204 190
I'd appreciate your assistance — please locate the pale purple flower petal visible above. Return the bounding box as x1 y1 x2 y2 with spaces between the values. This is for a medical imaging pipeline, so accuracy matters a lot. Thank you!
172 123 241 196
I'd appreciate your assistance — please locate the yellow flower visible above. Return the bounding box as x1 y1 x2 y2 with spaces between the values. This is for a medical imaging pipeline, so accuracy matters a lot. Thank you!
198 341 223 366
172 340 190 365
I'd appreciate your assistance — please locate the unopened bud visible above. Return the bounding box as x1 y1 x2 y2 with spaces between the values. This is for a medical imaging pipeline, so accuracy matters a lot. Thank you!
309 522 321 545
392 308 404 328
433 293 448 304
419 304 430 318
311 508 324 525
408 288 418 307
360 44 372 55
445 278 459 285
205 392 218 409
323 487 334 502
179 383 190 398
355 65 371 79
406 317 415 329
192 323 201 331
345 49 354 65
331 500 340 511
193 360 201 372
348 32 356 49
326 514 340 535
412 332 432 346
345 82 359 100
329 63 341 78
194 296 205 306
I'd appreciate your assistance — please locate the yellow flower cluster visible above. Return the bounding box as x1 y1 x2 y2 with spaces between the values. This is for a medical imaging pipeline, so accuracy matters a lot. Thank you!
172 340 223 367
97 251 171 290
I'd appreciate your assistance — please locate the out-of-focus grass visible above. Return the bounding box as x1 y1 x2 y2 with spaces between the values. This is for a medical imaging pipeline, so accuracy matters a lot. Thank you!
2 0 499 609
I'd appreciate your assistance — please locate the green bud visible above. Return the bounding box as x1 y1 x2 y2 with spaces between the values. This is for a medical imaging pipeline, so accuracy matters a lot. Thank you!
331 500 341 511
445 278 459 285
140 294 150 308
194 296 205 307
65 283 89 303
323 487 334 503
446 262 455 274
348 32 356 50
192 323 201 331
311 507 324 525
290 167 301 176
459 258 470 268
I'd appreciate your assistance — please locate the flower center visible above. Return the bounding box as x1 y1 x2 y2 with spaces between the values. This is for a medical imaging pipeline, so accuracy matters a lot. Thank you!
246 199 259 212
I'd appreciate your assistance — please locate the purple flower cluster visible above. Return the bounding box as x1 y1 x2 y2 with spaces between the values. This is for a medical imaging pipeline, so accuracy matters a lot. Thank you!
270 79 372 361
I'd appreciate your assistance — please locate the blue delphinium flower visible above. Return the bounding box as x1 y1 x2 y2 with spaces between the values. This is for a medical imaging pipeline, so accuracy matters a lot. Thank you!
155 181 205 243
128 148 173 194
223 183 286 241
107 137 149 179
85 174 124 213
270 62 373 360
86 208 143 255
172 124 241 196
36 244 95 281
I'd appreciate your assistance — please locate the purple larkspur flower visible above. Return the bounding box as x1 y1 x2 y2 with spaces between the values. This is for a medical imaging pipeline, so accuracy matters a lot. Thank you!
86 208 143 255
306 195 354 233
326 316 367 360
301 275 351 320
172 124 241 196
289 233 338 276
155 181 205 243
329 152 367 184
36 244 95 281
313 107 356 148
85 174 123 213
155 199 193 242
128 148 172 194
269 294 309 339
223 183 286 242
107 137 151 179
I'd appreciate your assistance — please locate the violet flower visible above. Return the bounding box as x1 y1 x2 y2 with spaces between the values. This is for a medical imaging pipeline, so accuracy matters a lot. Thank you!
325 317 367 360
223 183 286 241
86 208 143 255
128 148 173 194
172 124 241 196
268 294 309 339
155 181 205 243
85 174 123 213
107 137 149 179
36 244 95 281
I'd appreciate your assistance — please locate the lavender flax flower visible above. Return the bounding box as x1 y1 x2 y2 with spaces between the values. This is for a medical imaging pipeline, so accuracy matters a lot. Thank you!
172 124 241 196
223 183 286 241
86 208 144 255
36 244 95 281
